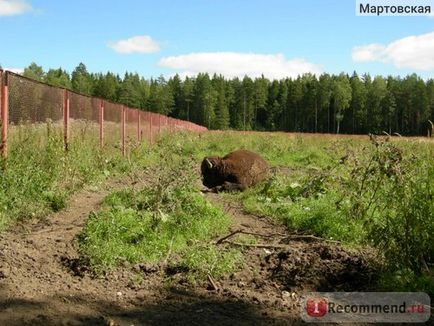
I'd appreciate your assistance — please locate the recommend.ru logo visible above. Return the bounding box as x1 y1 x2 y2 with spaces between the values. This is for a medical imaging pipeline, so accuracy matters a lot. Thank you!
306 297 328 317
301 292 430 323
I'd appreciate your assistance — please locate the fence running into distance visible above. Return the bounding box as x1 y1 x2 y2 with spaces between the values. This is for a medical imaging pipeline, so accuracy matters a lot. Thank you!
0 70 207 157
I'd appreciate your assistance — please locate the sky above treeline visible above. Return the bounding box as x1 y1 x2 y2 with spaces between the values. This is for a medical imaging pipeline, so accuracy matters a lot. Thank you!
0 0 433 79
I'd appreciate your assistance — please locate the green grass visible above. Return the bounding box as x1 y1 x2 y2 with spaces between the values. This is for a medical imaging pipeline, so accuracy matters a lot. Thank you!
242 185 366 244
155 130 341 168
178 246 241 280
79 140 240 279
79 189 234 271
74 131 373 281
150 131 433 293
228 134 434 294
0 122 142 231
4 126 433 292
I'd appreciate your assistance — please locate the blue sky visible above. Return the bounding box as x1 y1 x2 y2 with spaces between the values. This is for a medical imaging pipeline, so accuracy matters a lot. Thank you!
0 0 433 79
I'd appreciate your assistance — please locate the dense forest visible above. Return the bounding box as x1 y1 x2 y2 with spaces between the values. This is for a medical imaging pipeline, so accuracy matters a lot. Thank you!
20 62 434 136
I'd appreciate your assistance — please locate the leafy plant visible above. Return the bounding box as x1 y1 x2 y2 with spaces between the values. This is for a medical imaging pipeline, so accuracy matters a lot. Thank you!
341 136 434 274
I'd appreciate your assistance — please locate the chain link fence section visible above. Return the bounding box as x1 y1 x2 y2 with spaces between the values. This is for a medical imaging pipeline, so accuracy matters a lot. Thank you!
139 111 151 143
125 107 139 153
1 70 207 158
7 72 64 150
150 112 160 142
103 101 123 150
8 72 64 126
68 91 100 146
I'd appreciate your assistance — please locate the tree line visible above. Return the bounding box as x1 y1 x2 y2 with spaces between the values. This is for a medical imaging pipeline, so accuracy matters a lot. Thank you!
21 62 434 136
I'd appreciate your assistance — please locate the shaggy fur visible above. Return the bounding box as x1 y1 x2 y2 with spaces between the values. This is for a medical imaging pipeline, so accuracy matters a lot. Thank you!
201 149 269 192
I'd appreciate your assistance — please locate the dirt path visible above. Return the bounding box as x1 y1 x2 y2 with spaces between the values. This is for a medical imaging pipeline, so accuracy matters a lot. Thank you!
0 178 135 325
203 193 379 308
0 177 380 326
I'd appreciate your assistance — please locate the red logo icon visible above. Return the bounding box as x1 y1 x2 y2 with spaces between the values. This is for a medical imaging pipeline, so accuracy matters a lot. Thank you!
306 298 328 317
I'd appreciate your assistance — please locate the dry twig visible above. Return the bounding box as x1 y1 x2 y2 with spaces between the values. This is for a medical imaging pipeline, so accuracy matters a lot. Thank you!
282 234 341 244
222 240 287 249
207 274 219 291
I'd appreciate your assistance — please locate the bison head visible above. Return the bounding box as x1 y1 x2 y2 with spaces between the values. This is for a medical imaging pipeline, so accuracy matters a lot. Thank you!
201 156 223 188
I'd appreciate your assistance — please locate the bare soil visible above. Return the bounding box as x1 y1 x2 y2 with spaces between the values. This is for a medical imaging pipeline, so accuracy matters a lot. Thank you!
0 177 397 326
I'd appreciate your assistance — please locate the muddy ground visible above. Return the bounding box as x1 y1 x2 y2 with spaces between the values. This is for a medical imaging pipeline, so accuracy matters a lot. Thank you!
0 177 428 325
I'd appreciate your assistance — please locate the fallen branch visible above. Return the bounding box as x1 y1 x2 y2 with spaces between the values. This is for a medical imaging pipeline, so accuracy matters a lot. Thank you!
282 234 341 244
215 229 243 244
207 274 219 291
240 230 287 238
222 240 287 249
215 229 286 244
215 228 340 247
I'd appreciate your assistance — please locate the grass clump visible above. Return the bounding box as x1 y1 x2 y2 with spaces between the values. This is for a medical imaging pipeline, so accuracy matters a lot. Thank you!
80 189 232 271
241 170 365 244
178 246 241 280
79 141 239 279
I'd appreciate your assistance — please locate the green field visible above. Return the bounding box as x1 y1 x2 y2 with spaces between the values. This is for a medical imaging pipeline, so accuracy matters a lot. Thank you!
80 131 434 293
1 127 433 293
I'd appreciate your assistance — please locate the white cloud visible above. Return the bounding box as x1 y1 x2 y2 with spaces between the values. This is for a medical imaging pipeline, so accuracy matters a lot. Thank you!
352 31 434 70
0 0 32 16
108 35 160 54
158 52 322 79
352 44 386 62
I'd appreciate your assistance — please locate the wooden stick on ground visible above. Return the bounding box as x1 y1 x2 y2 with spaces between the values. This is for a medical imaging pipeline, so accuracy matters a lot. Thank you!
215 229 243 244
282 234 341 244
215 229 286 245
222 240 288 249
207 274 219 291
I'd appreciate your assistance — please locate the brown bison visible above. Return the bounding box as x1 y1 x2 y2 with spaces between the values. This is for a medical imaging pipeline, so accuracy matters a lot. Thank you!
201 149 269 192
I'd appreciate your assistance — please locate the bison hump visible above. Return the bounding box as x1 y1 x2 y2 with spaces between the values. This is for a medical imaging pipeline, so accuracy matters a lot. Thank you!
223 149 268 180
224 149 265 163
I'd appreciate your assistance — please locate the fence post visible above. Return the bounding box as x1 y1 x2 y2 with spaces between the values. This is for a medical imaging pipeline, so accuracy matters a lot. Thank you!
121 106 126 155
99 99 104 148
1 71 9 158
63 89 70 151
137 110 141 142
149 112 153 144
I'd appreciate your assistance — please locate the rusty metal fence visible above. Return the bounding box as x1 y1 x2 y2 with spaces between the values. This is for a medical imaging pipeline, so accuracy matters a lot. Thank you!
0 70 207 157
